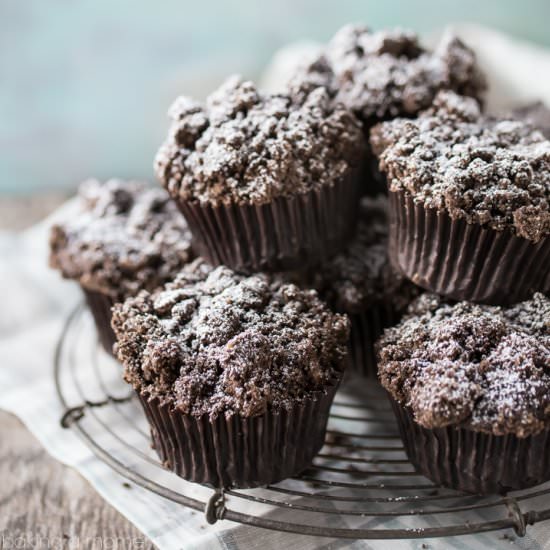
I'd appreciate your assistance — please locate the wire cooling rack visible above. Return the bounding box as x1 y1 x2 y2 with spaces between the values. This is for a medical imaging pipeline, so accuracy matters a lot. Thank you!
55 304 550 540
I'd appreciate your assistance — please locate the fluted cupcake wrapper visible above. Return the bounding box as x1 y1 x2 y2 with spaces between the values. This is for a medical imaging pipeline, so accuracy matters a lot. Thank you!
391 399 550 495
388 190 550 305
176 173 360 274
348 302 400 379
136 376 340 489
83 289 116 356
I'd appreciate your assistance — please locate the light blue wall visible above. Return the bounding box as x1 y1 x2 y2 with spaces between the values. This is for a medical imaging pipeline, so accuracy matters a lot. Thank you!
2 0 550 195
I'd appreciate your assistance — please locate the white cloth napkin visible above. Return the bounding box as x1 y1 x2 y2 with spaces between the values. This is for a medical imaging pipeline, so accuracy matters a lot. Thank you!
2 24 550 550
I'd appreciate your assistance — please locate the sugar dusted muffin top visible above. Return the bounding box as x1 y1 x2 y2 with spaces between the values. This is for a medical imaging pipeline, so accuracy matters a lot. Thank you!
371 91 550 242
313 196 418 314
378 293 550 437
289 25 486 124
112 260 350 418
49 179 195 299
155 75 366 206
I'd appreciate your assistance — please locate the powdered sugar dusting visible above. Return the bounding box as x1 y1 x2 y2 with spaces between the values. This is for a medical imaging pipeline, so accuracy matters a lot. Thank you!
288 25 486 124
155 75 366 206
378 293 550 437
112 260 350 418
371 91 550 242
49 179 195 298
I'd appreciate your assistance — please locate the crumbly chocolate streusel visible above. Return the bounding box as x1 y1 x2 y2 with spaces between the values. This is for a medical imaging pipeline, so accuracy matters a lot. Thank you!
313 196 418 313
512 101 550 140
155 75 366 206
50 179 195 299
378 293 550 437
288 25 486 125
371 91 550 242
112 260 350 418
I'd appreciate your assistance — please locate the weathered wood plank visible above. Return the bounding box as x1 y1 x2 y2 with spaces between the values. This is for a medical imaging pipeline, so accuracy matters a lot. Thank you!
0 411 155 549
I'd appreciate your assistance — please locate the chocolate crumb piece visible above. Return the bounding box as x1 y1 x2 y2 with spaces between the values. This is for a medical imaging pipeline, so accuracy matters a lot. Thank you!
512 101 550 140
378 293 550 437
313 196 418 314
112 260 350 418
49 179 195 299
155 75 366 206
371 91 550 242
289 25 486 125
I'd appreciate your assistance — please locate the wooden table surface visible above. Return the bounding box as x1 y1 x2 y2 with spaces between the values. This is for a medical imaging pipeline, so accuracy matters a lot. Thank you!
0 196 156 549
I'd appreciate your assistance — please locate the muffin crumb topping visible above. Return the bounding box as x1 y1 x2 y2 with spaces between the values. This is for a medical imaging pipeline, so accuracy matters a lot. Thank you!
49 179 195 298
155 75 366 206
112 260 350 418
313 196 418 313
371 91 550 242
289 25 486 124
378 293 550 437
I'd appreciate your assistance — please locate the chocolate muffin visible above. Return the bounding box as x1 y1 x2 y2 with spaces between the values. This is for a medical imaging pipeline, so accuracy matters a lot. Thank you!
371 91 550 304
49 179 195 353
288 25 486 195
155 75 366 273
378 293 550 494
112 260 350 488
312 196 418 377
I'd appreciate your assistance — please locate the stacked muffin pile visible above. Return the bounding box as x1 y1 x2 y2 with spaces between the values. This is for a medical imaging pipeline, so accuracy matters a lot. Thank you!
371 90 550 493
49 25 550 494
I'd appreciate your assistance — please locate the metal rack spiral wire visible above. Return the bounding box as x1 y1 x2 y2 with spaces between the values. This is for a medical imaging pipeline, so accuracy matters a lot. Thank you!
54 303 550 540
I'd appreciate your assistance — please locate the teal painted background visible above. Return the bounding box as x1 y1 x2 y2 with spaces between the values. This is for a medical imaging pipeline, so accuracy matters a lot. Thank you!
2 0 550 195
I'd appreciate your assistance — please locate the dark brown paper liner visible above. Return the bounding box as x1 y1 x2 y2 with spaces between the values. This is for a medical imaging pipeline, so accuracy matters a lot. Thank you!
391 399 550 495
348 301 400 378
137 377 340 489
388 190 550 305
83 289 116 356
176 173 359 273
